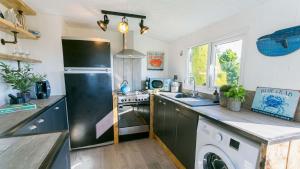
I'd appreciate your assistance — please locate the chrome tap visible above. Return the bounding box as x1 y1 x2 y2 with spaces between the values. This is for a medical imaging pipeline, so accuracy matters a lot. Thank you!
189 76 197 97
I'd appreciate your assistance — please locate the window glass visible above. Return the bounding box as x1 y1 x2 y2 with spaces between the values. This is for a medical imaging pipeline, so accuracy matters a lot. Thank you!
189 44 209 87
214 40 242 87
187 39 243 91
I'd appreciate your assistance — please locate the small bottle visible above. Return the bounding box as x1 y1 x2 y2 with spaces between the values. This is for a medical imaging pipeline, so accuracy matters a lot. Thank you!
213 88 220 103
145 77 149 90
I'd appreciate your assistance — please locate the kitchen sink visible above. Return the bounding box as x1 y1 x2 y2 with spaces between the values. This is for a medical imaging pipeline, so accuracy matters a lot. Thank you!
161 93 219 107
174 93 193 98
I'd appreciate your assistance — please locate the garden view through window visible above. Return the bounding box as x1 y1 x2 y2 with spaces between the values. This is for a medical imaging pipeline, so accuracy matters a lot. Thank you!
188 39 242 89
214 40 242 87
189 44 209 87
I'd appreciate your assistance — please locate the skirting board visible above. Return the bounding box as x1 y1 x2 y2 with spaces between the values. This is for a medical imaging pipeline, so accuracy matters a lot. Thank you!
153 134 186 169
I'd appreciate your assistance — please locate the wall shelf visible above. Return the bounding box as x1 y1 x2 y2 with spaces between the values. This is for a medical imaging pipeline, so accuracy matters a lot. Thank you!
0 53 42 63
0 0 36 15
0 17 38 39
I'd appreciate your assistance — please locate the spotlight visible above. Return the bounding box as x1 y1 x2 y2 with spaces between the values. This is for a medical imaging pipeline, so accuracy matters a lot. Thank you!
118 17 129 34
139 19 149 35
97 15 109 31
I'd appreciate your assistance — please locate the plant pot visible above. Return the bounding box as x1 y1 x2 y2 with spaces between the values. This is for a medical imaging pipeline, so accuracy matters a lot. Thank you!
227 98 241 112
17 92 31 103
219 92 227 107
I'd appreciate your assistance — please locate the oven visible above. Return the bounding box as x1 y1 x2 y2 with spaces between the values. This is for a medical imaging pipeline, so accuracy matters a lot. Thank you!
117 92 150 141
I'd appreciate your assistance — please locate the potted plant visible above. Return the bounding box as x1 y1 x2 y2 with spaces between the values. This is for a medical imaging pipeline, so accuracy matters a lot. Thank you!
224 84 246 112
219 85 231 107
0 62 46 103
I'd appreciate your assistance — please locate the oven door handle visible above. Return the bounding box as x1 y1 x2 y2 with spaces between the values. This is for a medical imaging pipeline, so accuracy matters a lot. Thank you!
118 107 134 116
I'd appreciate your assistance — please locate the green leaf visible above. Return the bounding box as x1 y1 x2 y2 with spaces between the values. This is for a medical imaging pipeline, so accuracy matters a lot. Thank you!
0 62 47 93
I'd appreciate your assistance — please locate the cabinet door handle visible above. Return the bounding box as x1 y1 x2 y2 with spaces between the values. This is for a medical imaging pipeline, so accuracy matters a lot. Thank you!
159 100 162 103
176 108 180 112
37 119 45 124
163 102 166 105
54 107 60 110
29 125 37 130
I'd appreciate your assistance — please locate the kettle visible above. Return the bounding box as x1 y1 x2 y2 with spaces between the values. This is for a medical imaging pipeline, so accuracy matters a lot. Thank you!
120 80 130 95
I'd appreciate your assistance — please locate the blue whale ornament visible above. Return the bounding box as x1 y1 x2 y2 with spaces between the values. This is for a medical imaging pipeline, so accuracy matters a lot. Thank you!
256 26 300 57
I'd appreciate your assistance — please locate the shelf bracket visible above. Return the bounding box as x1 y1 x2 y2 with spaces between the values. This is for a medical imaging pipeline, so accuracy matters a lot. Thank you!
1 31 18 45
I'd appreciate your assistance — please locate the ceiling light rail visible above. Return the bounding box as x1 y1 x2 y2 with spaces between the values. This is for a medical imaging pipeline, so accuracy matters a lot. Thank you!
101 10 146 19
98 10 149 34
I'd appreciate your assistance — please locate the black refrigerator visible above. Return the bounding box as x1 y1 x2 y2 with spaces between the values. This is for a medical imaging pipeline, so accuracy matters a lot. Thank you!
62 38 113 149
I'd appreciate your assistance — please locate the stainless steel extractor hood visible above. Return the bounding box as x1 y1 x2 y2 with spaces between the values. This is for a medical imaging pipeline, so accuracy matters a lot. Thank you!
115 33 145 59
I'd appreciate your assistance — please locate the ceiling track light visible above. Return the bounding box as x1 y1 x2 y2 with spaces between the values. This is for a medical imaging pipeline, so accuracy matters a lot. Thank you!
139 19 149 35
98 10 149 34
97 14 109 31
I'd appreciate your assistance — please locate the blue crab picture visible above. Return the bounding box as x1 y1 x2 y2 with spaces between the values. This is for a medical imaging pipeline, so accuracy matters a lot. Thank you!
252 87 300 121
261 95 289 115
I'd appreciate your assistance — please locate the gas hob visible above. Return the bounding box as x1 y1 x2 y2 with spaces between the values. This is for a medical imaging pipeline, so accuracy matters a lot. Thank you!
117 91 150 104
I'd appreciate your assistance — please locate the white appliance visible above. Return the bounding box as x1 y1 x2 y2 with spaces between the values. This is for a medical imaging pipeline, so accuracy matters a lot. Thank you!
195 118 260 169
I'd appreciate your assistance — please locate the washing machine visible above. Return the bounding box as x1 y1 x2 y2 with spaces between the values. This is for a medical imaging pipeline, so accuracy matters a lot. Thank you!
195 117 261 169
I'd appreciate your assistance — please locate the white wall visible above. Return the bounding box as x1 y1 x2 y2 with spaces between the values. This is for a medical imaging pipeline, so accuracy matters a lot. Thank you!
0 11 64 105
134 33 170 80
169 0 300 91
21 13 65 95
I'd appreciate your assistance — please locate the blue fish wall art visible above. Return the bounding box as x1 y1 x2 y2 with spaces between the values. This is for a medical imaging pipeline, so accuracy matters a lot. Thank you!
256 25 300 57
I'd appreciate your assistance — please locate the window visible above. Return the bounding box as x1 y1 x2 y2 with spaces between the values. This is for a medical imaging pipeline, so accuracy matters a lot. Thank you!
187 39 243 91
213 40 243 87
188 44 209 87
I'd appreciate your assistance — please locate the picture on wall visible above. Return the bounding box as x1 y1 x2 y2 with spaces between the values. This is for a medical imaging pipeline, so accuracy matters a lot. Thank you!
147 51 164 70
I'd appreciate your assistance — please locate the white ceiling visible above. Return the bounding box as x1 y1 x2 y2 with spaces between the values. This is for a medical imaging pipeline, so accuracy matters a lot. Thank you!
26 0 267 42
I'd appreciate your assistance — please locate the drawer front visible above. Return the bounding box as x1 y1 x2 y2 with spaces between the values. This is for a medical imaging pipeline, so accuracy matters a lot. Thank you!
14 119 38 135
54 99 68 131
13 98 68 136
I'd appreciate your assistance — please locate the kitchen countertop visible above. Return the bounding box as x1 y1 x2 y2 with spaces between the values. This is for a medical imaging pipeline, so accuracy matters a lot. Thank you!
0 131 68 169
0 95 65 136
157 93 300 144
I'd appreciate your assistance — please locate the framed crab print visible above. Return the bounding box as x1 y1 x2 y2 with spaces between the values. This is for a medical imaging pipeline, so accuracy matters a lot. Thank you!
251 87 300 121
147 51 164 70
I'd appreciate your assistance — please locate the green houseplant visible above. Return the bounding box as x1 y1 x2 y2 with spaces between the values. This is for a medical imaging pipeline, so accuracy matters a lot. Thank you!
224 84 246 112
219 85 231 107
0 62 46 103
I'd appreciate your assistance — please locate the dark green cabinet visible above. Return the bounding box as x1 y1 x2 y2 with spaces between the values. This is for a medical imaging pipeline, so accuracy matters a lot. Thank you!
174 106 198 169
154 97 166 140
163 99 177 151
13 98 68 136
154 95 198 169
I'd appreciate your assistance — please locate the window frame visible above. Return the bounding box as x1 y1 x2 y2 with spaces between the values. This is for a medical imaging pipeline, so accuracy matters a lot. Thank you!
186 35 245 93
186 43 212 91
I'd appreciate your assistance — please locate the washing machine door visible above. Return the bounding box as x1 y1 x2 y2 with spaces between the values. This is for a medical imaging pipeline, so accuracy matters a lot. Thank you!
197 145 235 169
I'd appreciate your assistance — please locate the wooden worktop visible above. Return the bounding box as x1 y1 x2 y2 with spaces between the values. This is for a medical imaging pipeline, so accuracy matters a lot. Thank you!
0 132 68 169
0 95 65 136
157 93 300 144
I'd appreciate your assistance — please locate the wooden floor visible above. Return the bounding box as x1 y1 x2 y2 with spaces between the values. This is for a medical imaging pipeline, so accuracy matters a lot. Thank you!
71 139 177 169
